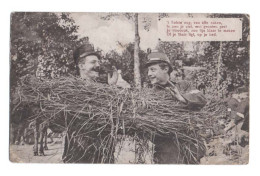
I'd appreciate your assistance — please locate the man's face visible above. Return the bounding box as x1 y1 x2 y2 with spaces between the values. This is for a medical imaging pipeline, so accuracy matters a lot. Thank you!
78 55 100 80
147 64 169 85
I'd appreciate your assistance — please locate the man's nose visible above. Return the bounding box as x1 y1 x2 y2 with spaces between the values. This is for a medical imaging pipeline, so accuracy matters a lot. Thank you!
148 70 153 77
96 62 100 67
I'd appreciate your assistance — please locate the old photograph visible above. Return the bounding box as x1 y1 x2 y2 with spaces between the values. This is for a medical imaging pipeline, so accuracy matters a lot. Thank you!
9 12 249 164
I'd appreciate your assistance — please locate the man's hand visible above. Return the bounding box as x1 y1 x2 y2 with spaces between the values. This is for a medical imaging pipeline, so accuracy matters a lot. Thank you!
108 66 118 85
166 81 187 103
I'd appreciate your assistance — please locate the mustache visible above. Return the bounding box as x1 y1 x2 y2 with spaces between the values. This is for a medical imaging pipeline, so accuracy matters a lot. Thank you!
91 67 101 72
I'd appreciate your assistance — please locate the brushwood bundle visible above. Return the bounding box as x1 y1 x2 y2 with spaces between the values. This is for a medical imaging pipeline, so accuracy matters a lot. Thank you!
12 75 227 163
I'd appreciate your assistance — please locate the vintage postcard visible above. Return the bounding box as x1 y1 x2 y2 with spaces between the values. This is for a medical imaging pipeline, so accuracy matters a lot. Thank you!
9 12 249 164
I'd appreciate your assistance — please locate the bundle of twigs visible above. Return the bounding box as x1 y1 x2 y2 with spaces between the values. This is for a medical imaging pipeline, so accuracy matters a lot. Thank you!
12 75 227 163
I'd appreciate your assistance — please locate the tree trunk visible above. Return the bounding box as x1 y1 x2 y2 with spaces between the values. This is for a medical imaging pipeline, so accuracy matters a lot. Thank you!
33 119 39 156
216 41 223 98
134 13 141 88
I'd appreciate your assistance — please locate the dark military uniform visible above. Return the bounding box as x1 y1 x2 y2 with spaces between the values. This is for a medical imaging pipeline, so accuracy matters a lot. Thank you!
62 44 114 163
153 80 207 164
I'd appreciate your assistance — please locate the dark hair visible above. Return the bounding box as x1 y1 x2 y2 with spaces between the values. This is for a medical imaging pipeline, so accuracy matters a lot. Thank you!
73 46 83 76
158 62 173 75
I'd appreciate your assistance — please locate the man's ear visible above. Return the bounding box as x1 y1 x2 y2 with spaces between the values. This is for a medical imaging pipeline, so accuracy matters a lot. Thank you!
78 63 83 70
163 66 169 73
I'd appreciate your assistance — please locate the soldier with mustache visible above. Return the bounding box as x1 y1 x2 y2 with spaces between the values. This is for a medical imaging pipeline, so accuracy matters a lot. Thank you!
62 44 121 163
73 44 117 84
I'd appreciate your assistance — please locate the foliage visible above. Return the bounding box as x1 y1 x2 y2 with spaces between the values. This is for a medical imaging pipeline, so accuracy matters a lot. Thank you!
10 12 81 92
101 43 148 86
10 12 250 98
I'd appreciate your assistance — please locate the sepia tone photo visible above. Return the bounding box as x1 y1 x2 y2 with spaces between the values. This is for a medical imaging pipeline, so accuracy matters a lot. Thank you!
9 12 249 164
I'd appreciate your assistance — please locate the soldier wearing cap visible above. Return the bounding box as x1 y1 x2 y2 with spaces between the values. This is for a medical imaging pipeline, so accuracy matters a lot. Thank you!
145 50 207 164
62 44 119 163
146 50 207 110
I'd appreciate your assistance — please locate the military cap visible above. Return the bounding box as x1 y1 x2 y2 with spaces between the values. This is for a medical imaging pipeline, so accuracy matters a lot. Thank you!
145 50 173 71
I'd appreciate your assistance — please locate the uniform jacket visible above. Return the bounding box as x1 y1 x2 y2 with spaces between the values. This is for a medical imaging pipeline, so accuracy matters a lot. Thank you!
154 80 207 111
152 80 207 164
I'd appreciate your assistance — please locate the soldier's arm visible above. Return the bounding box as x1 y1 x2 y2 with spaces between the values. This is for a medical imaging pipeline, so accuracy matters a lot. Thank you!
181 90 207 110
168 80 207 110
